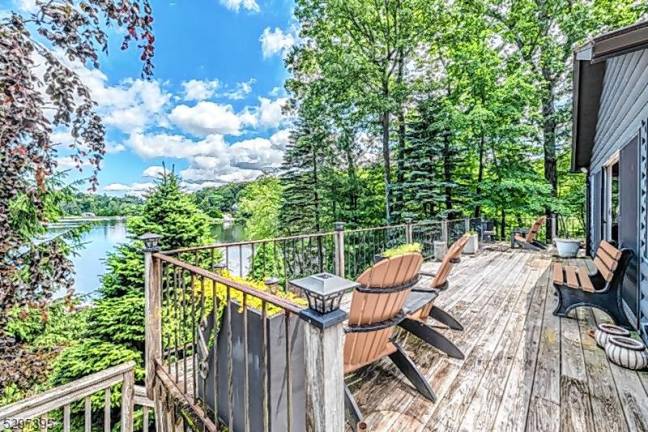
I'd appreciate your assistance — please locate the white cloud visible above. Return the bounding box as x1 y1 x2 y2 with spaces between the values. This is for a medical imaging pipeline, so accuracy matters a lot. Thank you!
169 102 253 136
128 132 227 159
182 79 220 101
56 156 93 171
106 142 126 154
260 27 295 58
219 0 259 13
104 182 154 196
142 166 166 178
269 129 291 150
257 97 288 128
224 79 255 100
71 66 171 133
16 0 38 12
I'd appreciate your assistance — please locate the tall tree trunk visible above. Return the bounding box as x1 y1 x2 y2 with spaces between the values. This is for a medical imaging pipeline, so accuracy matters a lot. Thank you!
443 133 453 212
345 146 359 221
474 133 485 217
381 76 391 223
395 48 406 222
311 143 321 233
542 74 558 239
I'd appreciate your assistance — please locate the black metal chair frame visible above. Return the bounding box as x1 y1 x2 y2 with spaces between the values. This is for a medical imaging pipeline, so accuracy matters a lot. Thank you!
553 247 634 328
400 289 464 360
344 323 435 431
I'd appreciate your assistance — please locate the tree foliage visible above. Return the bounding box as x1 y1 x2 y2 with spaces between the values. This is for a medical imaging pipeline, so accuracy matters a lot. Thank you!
101 171 211 298
0 0 155 387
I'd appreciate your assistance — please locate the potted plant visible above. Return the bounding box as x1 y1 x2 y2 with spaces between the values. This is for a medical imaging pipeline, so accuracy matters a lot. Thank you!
554 238 581 258
463 231 479 254
193 273 309 432
374 242 423 263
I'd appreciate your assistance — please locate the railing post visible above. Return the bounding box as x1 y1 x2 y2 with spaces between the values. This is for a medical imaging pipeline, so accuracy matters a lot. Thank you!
121 369 135 432
294 275 353 432
141 233 162 400
464 217 470 234
441 217 449 245
334 222 345 278
550 213 558 241
405 218 413 243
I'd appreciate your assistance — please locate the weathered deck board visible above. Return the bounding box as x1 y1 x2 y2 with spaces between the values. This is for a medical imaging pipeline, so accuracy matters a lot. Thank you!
345 247 648 432
525 254 561 432
592 309 648 432
369 251 526 431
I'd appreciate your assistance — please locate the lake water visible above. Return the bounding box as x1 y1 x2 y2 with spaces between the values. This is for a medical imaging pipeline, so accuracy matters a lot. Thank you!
50 219 247 297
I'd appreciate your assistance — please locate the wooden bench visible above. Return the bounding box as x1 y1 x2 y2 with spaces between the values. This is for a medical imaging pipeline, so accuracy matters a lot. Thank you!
512 216 547 251
552 240 633 327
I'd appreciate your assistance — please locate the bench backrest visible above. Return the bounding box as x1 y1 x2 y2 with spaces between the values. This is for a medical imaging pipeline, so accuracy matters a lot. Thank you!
432 234 470 289
594 240 623 283
526 216 546 243
345 253 423 373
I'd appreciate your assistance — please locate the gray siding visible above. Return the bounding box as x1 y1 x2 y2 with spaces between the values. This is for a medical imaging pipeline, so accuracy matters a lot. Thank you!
590 49 648 334
592 49 648 171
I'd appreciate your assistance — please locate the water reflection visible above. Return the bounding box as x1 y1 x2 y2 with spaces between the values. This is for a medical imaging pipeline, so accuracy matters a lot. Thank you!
49 219 246 297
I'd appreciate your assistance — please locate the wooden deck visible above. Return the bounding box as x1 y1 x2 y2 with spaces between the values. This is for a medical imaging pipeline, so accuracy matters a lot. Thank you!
344 246 648 432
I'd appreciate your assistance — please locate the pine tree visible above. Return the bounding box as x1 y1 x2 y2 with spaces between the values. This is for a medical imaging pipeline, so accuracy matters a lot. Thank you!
101 170 212 298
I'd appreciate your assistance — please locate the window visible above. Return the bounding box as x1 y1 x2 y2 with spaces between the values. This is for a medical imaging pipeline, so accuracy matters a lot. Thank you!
602 153 620 244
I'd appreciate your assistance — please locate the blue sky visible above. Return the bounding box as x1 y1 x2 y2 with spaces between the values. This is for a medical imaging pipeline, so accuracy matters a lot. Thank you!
2 0 296 194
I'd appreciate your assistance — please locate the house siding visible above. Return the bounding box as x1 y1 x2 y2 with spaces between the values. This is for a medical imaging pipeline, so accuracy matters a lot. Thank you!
590 49 648 338
591 49 648 171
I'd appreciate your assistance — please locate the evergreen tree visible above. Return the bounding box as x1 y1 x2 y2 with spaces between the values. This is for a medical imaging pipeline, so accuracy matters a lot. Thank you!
101 170 212 298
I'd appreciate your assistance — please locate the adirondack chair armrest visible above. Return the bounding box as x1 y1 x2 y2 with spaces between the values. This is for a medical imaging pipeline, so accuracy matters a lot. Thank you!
402 291 439 315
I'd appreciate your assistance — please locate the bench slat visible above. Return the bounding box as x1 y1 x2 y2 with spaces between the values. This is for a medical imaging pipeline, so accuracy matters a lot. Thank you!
594 257 614 282
596 246 619 271
577 267 594 292
599 240 622 260
565 266 579 288
553 263 564 285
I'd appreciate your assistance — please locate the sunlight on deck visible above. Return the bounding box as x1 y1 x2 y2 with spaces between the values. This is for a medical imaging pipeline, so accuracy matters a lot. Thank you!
344 246 648 432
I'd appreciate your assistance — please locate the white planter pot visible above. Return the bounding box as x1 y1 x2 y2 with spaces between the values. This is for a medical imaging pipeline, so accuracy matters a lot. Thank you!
554 238 580 258
463 234 479 254
594 323 630 348
434 241 448 261
605 336 648 370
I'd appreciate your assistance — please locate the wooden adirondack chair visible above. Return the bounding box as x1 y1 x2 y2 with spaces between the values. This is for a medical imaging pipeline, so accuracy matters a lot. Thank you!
399 234 470 360
553 240 633 327
344 253 435 431
512 216 547 250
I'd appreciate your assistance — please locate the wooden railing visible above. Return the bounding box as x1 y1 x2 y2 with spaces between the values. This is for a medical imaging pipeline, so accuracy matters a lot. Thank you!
0 362 152 432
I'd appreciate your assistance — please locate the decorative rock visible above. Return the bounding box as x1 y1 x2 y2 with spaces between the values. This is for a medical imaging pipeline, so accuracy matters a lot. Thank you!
594 323 630 348
605 336 648 370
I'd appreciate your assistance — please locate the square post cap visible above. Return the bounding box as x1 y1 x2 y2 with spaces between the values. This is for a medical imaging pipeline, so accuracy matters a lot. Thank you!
290 272 358 328
139 233 162 252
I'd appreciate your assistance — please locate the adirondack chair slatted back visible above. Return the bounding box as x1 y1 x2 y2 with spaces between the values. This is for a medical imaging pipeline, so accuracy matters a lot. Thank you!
414 234 469 320
525 216 546 243
345 253 423 373
432 234 470 289
593 240 623 282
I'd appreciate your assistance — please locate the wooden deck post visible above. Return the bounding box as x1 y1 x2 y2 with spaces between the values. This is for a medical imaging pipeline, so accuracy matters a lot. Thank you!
334 222 345 278
464 217 470 234
405 218 413 243
299 306 348 432
550 213 557 240
121 369 135 432
141 233 163 400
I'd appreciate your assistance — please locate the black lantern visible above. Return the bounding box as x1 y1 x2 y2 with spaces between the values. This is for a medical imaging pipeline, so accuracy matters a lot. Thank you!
290 272 358 314
139 233 162 252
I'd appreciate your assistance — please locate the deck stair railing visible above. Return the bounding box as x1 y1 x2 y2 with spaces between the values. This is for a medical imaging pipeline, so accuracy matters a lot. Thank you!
0 362 152 432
